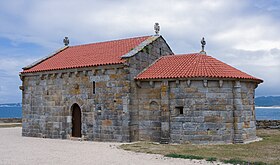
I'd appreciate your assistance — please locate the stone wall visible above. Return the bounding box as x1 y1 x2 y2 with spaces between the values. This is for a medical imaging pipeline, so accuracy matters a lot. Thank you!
126 36 173 141
136 79 258 144
20 36 172 142
21 64 131 141
239 82 257 142
20 35 259 144
256 120 280 129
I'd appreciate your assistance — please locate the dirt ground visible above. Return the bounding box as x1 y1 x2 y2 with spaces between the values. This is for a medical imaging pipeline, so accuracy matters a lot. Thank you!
0 127 227 165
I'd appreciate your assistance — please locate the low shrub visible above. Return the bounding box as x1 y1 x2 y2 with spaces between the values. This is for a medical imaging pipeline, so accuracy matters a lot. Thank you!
165 153 204 160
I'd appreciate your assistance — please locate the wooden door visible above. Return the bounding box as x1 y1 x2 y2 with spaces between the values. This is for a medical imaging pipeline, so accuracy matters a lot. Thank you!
72 104 81 137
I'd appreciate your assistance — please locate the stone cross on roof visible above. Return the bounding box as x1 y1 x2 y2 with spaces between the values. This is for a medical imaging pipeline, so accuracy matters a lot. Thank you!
200 37 206 54
63 37 69 46
154 23 160 36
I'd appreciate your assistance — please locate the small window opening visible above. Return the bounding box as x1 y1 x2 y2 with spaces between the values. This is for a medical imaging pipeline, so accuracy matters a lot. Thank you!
93 81 96 94
175 106 184 115
159 48 162 56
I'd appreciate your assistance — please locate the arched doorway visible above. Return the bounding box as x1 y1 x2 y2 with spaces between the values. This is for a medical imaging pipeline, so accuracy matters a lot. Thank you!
71 103 81 137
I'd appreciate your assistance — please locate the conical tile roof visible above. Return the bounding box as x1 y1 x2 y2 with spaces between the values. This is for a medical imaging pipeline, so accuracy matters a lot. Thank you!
136 53 262 83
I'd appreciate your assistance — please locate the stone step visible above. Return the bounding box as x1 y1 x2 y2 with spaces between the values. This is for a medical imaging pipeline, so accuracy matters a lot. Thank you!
233 139 244 144
70 137 83 141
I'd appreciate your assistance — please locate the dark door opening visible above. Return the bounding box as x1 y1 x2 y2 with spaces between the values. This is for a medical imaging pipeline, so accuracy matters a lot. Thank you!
72 103 81 137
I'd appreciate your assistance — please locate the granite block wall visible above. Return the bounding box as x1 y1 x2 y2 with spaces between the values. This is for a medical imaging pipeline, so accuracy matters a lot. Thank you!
135 79 258 144
21 65 131 142
20 36 173 142
126 36 173 141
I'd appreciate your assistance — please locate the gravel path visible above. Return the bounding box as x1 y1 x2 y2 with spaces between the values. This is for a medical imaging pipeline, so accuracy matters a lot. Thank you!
0 128 227 165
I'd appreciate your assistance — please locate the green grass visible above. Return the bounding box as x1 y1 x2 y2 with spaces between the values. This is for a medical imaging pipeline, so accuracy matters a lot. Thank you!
120 129 280 165
206 157 217 162
165 153 204 160
165 153 218 162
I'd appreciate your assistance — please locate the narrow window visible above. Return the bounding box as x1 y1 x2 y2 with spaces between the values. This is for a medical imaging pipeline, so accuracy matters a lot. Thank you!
175 106 184 115
93 81 96 94
159 48 162 56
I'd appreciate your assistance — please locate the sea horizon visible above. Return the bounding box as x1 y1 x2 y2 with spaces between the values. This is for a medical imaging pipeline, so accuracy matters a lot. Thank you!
1 105 280 120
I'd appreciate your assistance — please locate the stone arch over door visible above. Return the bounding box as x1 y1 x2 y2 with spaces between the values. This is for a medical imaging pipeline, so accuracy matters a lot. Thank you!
71 103 82 137
149 101 161 142
139 101 162 142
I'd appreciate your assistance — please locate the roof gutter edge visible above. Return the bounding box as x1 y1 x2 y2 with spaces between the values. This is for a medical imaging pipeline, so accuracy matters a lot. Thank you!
135 77 263 83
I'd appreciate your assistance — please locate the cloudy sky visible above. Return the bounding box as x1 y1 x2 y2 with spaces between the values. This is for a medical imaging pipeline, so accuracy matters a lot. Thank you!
0 0 279 103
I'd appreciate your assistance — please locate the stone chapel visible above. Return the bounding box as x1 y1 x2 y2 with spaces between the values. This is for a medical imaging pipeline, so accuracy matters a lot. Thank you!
20 27 262 144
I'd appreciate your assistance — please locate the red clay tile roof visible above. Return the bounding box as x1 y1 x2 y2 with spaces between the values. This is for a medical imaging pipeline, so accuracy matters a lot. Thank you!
22 36 150 73
136 53 263 82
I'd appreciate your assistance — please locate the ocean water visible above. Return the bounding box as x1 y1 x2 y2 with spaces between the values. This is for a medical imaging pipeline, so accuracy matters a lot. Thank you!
0 106 280 120
255 107 280 120
0 107 22 118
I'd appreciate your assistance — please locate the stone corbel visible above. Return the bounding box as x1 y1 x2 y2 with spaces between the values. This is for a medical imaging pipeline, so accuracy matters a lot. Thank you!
203 80 208 87
92 69 97 76
175 80 180 87
58 73 63 78
136 81 141 88
19 86 24 91
187 80 191 87
74 71 79 77
254 83 258 89
149 81 154 88
40 74 44 80
83 70 88 76
219 80 223 88
234 80 241 88
19 74 24 81
101 69 106 74
114 68 118 74
124 62 130 67
48 73 54 79
162 80 169 86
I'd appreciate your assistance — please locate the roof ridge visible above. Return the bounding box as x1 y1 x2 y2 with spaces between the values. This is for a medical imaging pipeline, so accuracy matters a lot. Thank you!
70 35 151 48
121 35 160 58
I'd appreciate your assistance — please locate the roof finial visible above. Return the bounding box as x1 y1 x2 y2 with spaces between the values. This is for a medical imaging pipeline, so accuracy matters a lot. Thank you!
154 23 160 36
200 37 206 54
63 37 69 46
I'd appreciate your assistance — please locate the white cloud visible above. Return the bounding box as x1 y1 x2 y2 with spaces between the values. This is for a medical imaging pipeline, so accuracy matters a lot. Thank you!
0 0 280 103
